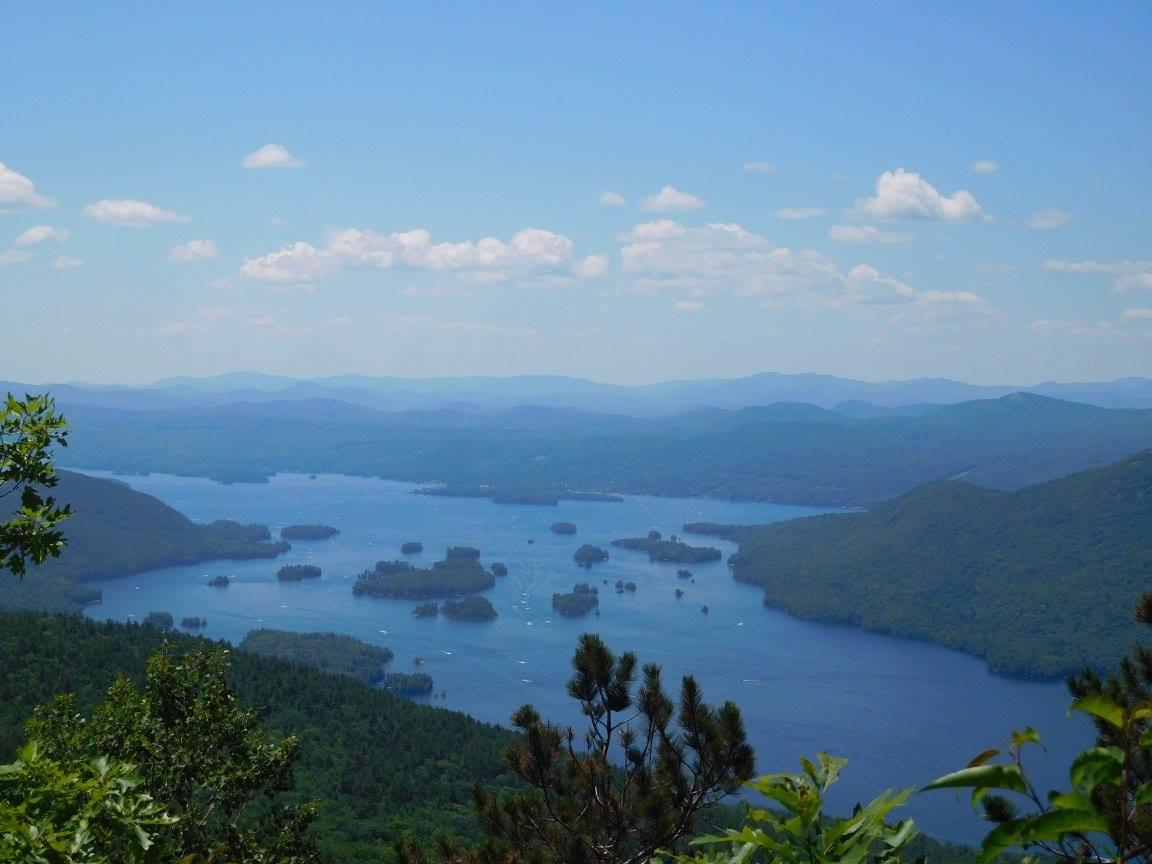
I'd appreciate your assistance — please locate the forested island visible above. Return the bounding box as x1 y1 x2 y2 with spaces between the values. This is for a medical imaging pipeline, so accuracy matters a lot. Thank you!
353 557 496 599
144 611 173 628
180 616 206 629
400 541 423 554
239 629 394 685
552 583 599 617
573 544 609 567
280 524 340 540
206 574 230 587
682 522 753 541
612 531 721 563
417 485 623 506
442 595 498 622
490 562 508 576
278 563 321 581
4 471 290 614
412 601 440 618
551 521 577 535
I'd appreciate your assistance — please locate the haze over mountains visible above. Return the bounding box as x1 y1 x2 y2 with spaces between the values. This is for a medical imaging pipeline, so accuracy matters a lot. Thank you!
8 371 1152 415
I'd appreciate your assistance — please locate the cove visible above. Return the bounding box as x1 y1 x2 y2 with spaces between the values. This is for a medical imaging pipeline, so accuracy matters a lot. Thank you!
80 470 1089 844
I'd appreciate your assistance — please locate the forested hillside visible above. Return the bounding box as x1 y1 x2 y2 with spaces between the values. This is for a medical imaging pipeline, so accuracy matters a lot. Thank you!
60 393 1152 506
3 471 289 612
727 450 1152 677
0 611 519 863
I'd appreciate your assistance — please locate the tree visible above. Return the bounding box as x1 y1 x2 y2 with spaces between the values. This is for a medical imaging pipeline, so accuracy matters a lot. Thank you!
1 392 70 576
681 752 918 864
26 645 317 864
410 633 754 864
924 592 1152 864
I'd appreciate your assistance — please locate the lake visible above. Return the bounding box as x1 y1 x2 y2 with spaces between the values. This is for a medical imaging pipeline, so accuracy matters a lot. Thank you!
81 470 1088 843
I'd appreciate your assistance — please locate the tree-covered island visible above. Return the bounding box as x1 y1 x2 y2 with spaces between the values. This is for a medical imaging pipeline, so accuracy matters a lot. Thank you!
573 544 609 567
612 530 721 563
277 563 321 581
551 582 599 617
280 524 340 540
353 556 496 599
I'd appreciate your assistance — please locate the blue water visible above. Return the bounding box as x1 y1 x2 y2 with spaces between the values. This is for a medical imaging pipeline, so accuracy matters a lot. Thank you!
80 471 1088 843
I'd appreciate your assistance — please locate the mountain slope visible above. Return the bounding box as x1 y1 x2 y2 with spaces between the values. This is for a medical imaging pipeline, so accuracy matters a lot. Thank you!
4 471 288 612
725 450 1152 677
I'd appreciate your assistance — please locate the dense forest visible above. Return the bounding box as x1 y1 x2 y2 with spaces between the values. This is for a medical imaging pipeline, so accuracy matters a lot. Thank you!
441 595 498 622
3 471 290 613
239 629 394 685
0 610 521 862
551 583 599 617
611 531 722 563
573 544 609 567
729 450 1152 677
280 524 340 540
278 563 322 581
56 393 1152 506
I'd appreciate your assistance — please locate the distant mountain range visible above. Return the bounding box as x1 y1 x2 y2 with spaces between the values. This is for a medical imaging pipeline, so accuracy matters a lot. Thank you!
718 449 1152 678
51 392 1152 506
7 370 1152 415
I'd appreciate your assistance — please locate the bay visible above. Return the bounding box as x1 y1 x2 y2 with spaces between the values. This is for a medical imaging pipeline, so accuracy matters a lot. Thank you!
80 470 1088 843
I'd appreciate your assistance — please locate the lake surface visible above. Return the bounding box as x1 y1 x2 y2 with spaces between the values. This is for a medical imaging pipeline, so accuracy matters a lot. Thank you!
81 471 1088 843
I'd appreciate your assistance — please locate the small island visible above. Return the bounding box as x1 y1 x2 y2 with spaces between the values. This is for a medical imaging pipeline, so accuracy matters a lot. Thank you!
280 524 340 541
551 583 599 617
180 616 207 629
611 531 721 564
446 546 481 561
490 562 508 577
239 629 394 685
614 580 637 593
206 574 230 588
144 611 173 629
380 672 434 696
278 564 322 581
353 556 495 599
682 522 752 541
412 601 440 618
674 588 684 599
400 541 424 555
551 522 577 535
442 595 498 622
574 544 609 568
677 569 693 580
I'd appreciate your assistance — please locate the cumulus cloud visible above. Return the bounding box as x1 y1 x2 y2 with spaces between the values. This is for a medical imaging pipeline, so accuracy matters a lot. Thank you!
1123 308 1152 321
168 239 218 262
0 162 54 209
674 300 705 312
599 191 626 206
640 185 705 213
52 255 84 269
1029 208 1074 229
853 168 988 222
971 160 999 174
776 207 825 220
829 224 914 245
15 225 68 246
573 254 609 278
242 226 575 284
743 161 776 174
242 143 304 169
0 249 32 266
1029 318 1113 338
83 199 187 227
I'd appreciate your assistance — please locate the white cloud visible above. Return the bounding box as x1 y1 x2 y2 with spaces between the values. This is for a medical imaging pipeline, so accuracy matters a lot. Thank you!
83 199 187 227
15 225 68 246
1029 318 1112 338
640 185 705 213
573 254 609 279
157 320 204 335
619 219 688 242
52 254 84 269
1043 258 1152 292
1119 273 1152 292
853 168 988 222
1029 208 1074 229
743 161 776 174
776 207 825 221
0 249 32 266
0 162 54 209
829 224 914 245
1123 308 1152 321
242 226 575 284
242 143 304 169
196 304 232 321
168 239 218 262
971 160 999 174
674 300 705 312
599 191 626 206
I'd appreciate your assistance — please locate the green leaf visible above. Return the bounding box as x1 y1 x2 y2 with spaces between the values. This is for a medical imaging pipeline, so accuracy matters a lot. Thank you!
922 764 1027 796
1069 746 1124 792
1070 694 1125 728
967 748 1000 768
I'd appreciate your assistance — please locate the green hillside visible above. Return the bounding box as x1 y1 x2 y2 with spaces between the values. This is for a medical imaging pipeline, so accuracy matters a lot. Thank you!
60 393 1152 506
727 450 1152 677
3 471 289 612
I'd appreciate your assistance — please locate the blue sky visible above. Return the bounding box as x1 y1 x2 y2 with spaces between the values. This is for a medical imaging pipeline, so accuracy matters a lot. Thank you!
2 1 1150 385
